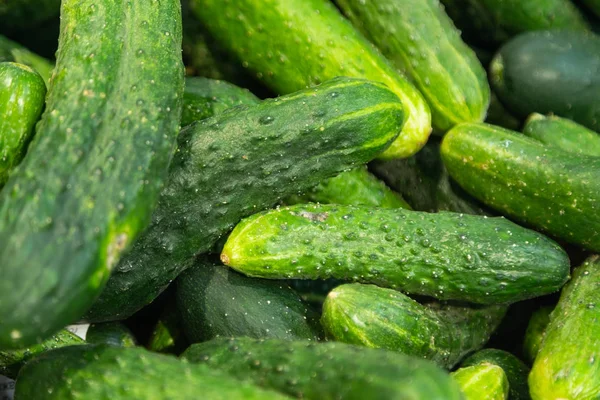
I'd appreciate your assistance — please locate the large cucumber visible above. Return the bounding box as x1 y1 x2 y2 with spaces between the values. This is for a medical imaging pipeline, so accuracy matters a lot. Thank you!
0 35 54 83
221 203 569 305
451 364 509 400
0 0 184 349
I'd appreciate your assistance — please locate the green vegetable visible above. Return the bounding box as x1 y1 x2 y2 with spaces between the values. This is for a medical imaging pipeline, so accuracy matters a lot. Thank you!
441 122 600 252
188 0 432 159
490 30 600 132
182 337 464 400
522 306 552 365
0 62 46 187
529 256 600 400
221 203 569 305
0 0 184 349
451 364 509 400
321 283 506 368
0 35 54 84
86 77 405 322
0 0 61 31
87 322 136 348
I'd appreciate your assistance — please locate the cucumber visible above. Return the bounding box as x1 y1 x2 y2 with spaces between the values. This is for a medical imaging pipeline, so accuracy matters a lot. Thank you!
490 30 600 133
221 203 569 305
14 344 288 400
0 0 61 31
441 122 600 252
86 77 405 322
0 35 54 84
335 0 489 132
86 322 136 348
451 364 509 400
523 113 600 157
462 349 530 400
0 0 184 349
0 62 46 187
188 0 432 159
176 257 321 343
321 283 506 368
529 256 600 400
182 337 464 400
522 306 552 365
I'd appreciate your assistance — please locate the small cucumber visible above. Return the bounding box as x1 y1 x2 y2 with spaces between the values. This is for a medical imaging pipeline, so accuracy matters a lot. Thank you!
0 35 54 84
86 322 136 348
321 283 506 368
451 364 509 400
522 306 552 365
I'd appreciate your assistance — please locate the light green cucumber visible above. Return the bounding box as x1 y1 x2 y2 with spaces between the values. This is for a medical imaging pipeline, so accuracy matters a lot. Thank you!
452 364 509 400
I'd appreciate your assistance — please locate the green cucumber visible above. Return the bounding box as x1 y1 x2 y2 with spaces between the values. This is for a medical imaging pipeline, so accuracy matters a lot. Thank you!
523 113 600 157
462 349 530 400
490 30 600 132
335 0 489 132
522 306 552 365
451 364 509 400
284 166 410 209
321 283 506 368
14 344 288 400
189 0 432 159
0 0 61 31
0 0 184 349
0 62 46 187
0 35 54 84
441 122 600 252
529 256 600 400
182 337 464 400
221 203 569 304
86 322 136 348
176 257 321 343
86 77 405 322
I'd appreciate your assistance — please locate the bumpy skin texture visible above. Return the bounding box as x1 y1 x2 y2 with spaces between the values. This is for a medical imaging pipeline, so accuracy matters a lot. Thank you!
182 337 465 400
523 113 600 157
335 0 489 132
14 345 287 400
86 77 405 322
221 203 569 304
0 36 54 84
441 123 600 252
87 322 136 348
522 306 552 365
321 283 506 368
530 256 600 400
451 365 509 400
490 30 600 133
0 0 184 349
0 0 61 30
0 62 46 186
189 0 431 159
176 257 321 343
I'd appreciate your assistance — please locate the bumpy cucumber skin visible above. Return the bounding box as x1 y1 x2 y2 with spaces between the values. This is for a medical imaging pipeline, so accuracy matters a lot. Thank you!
0 0 61 30
86 77 405 322
285 166 411 209
87 322 136 348
189 0 431 159
462 349 531 400
523 113 600 157
0 0 184 349
522 306 552 365
335 0 489 132
441 122 600 252
0 62 46 186
529 256 600 400
182 337 464 400
0 35 54 84
176 257 321 343
490 30 600 133
451 365 509 400
321 283 506 368
14 344 287 400
222 203 569 305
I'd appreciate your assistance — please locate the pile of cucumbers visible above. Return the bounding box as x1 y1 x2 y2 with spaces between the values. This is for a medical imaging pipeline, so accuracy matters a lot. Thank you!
1 0 599 399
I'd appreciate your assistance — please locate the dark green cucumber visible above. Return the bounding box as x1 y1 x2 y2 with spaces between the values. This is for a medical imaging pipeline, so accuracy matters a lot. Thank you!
529 256 600 399
86 322 136 348
189 0 431 159
176 257 321 343
335 0 489 132
285 166 411 209
522 306 552 365
0 0 184 349
0 330 83 379
523 113 600 157
321 283 506 368
441 122 600 252
451 364 509 400
0 62 46 186
86 77 405 322
221 203 569 304
14 344 288 400
462 349 531 400
0 35 54 84
490 30 600 132
182 337 464 400
0 0 61 31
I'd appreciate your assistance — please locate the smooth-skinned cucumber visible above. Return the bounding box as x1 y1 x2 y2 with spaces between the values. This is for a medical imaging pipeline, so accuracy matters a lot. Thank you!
441 122 600 252
0 35 54 84
522 306 552 365
188 0 432 159
451 364 509 400
0 0 184 349
221 203 569 305
86 322 137 348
